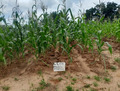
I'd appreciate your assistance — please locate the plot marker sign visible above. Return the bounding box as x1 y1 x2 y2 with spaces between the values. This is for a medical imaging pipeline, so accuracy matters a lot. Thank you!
53 62 65 71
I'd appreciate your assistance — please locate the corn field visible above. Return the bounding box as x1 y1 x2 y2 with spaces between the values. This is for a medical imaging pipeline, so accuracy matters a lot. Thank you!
1 2 120 65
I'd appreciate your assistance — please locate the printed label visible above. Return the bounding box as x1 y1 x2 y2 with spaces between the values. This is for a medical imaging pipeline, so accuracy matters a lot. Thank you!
53 62 65 71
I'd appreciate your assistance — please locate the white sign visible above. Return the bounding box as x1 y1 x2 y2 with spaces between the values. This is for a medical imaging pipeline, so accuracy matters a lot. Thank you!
53 62 65 71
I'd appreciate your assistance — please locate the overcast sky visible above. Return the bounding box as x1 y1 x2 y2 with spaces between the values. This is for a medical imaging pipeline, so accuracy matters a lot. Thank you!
0 0 120 22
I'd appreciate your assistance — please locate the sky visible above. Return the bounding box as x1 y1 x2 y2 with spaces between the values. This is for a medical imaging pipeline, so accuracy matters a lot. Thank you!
0 0 120 23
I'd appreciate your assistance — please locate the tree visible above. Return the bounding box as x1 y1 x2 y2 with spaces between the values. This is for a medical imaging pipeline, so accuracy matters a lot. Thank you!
85 7 100 20
104 2 117 20
85 2 120 21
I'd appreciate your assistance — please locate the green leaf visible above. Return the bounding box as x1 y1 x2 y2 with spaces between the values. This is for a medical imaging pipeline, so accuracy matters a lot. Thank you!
105 42 112 54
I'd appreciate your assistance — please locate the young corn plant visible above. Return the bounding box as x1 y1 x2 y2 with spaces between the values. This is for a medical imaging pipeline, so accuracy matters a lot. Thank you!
94 30 112 71
0 47 6 65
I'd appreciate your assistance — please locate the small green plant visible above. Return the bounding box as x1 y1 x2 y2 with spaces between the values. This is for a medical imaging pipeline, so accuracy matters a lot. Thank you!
93 82 98 87
38 70 42 76
115 57 120 64
94 76 101 81
39 79 50 90
2 86 10 91
14 77 19 81
104 77 110 82
58 77 63 81
86 75 91 79
110 66 117 71
72 78 77 82
66 85 74 91
31 83 34 87
71 82 75 85
84 84 91 88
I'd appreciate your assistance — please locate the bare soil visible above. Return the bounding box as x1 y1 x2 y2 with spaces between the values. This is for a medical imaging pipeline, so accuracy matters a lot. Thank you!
0 39 120 91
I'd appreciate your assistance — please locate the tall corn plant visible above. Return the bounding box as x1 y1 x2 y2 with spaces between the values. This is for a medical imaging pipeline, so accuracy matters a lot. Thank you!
27 3 52 58
55 4 78 61
11 2 26 57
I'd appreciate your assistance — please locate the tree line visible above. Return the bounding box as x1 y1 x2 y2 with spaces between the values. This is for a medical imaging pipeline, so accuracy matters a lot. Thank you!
85 2 120 21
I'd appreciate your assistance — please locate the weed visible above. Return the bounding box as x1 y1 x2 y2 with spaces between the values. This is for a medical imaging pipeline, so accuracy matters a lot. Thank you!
110 66 117 71
38 79 50 90
58 77 63 81
31 83 34 87
14 78 19 81
93 82 98 87
115 57 120 64
2 86 10 91
104 77 110 82
94 76 101 81
66 86 74 91
72 78 77 82
71 82 75 85
84 84 91 88
86 75 91 79
38 70 42 76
